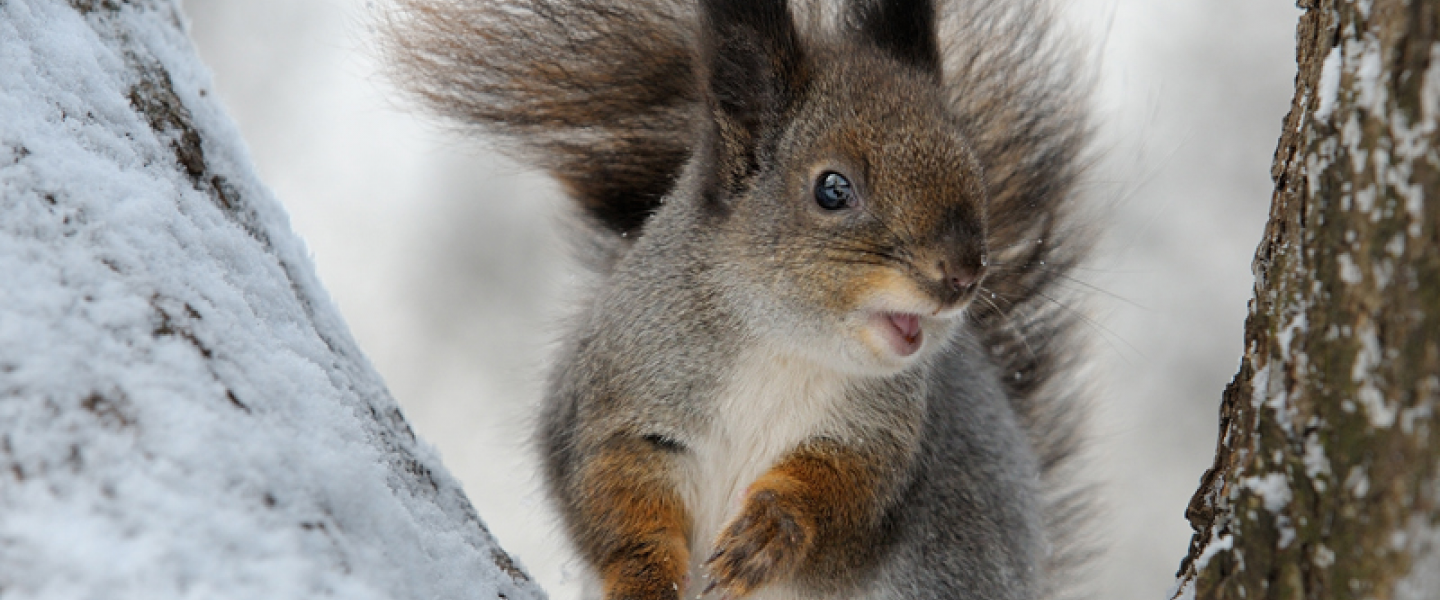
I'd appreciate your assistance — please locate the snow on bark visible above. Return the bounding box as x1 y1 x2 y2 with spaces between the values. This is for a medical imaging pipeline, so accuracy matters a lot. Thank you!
0 2 543 598
1173 0 1440 598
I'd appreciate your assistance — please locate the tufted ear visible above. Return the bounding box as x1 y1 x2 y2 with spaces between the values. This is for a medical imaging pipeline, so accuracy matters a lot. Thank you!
699 0 807 193
851 0 941 76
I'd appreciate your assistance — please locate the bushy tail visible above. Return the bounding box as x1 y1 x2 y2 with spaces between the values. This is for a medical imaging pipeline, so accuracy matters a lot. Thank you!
382 0 1094 594
940 3 1096 597
381 0 700 238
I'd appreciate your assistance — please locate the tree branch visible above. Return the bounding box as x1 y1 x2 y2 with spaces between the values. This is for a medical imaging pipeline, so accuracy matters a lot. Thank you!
1175 1 1440 597
0 2 542 598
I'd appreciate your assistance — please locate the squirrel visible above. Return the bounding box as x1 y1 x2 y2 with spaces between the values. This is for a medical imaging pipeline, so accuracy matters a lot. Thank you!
383 0 1094 598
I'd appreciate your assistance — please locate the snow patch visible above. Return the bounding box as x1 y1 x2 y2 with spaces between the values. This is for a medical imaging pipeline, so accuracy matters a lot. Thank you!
1354 34 1387 113
1350 322 1396 428
1354 186 1376 213
1250 361 1297 435
1324 31 1435 239
1393 515 1440 600
1343 114 1368 176
1386 233 1407 256
0 2 543 599
1344 466 1371 499
1374 259 1394 289
1243 472 1293 513
1337 253 1363 284
1275 515 1297 549
1306 138 1337 202
1351 322 1381 383
1400 403 1433 437
1276 310 1308 362
1168 578 1196 600
1315 44 1343 122
1196 533 1234 571
1302 428 1331 492
1314 543 1336 568
1356 381 1396 427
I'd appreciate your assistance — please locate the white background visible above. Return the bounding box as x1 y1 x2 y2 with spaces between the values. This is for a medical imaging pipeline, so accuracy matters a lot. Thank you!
183 0 1300 597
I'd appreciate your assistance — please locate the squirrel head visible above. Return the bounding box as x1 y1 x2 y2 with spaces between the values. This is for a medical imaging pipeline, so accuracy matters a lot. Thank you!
694 0 991 375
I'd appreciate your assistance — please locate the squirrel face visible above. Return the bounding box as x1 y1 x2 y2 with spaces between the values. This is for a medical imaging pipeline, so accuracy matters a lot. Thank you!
706 47 990 375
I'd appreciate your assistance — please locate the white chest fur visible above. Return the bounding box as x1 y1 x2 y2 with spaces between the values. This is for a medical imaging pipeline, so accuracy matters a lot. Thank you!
679 347 853 600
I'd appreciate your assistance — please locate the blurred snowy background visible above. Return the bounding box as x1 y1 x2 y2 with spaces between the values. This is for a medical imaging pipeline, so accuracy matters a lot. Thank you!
182 0 1299 598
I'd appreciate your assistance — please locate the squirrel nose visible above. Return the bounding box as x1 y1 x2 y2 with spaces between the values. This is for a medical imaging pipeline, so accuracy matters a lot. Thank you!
939 259 984 293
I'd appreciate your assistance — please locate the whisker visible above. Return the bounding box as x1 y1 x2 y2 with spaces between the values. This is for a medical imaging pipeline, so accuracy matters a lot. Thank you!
973 287 1038 363
779 229 913 269
1017 287 1140 363
1051 273 1147 311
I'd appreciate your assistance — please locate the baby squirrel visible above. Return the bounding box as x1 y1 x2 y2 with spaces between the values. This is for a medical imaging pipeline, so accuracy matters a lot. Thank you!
385 0 1093 598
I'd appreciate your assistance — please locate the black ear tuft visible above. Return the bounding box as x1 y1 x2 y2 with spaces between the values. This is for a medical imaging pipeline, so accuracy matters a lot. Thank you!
700 0 805 117
852 0 941 75
699 0 807 194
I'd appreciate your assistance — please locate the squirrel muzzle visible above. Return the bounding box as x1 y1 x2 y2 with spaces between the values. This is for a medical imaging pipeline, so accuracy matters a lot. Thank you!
924 250 988 310
907 214 990 312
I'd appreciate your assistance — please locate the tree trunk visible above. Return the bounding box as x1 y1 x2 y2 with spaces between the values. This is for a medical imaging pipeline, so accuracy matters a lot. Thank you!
1174 0 1440 598
0 2 542 598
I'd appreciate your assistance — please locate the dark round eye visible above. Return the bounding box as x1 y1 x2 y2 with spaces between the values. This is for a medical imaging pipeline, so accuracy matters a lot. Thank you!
815 171 854 210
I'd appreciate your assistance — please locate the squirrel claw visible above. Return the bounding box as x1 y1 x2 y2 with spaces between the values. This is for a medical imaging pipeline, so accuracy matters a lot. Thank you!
702 490 812 598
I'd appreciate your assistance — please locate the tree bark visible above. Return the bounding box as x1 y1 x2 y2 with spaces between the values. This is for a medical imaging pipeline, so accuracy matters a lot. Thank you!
0 2 542 598
1174 0 1440 598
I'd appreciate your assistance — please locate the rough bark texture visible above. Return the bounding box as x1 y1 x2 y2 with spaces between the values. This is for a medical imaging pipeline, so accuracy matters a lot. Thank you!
0 1 541 597
1174 0 1440 598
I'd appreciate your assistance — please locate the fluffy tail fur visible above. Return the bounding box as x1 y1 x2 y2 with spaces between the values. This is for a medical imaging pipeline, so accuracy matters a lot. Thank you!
382 0 699 238
382 0 1094 593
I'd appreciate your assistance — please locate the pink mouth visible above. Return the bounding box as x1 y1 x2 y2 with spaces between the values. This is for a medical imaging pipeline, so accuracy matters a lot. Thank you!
878 313 923 357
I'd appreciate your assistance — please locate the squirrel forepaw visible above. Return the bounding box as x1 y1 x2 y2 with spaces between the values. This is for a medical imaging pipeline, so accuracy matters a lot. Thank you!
702 489 813 598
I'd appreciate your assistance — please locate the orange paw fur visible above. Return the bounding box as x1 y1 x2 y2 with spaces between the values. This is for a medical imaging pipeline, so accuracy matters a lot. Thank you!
703 488 815 598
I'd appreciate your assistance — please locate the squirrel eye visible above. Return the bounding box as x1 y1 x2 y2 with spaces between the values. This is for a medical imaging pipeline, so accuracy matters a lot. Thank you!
815 171 855 210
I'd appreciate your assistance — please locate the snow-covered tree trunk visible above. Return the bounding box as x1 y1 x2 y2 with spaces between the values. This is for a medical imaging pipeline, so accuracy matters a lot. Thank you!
1173 0 1440 598
0 2 542 598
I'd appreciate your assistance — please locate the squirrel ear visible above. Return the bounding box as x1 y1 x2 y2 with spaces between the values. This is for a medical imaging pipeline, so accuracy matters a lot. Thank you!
850 0 942 75
699 0 806 182
700 0 805 118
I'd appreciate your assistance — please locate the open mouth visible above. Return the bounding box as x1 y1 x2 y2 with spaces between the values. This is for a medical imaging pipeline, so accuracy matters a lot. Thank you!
875 312 923 357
